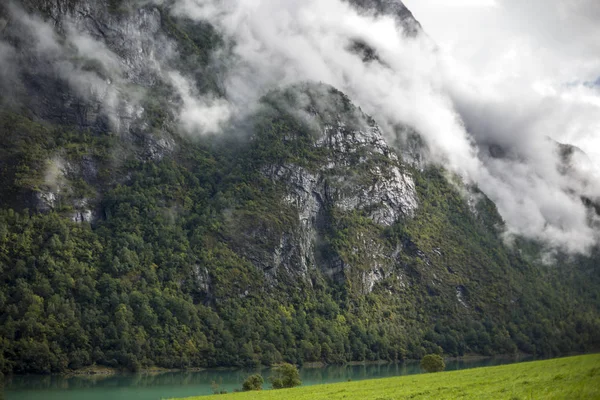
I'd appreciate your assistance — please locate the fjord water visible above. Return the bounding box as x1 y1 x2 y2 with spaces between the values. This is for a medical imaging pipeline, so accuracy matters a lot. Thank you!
4 357 530 400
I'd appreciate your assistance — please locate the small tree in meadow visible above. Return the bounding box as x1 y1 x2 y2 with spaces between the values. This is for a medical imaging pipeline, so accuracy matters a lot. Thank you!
242 374 264 391
420 354 445 373
270 363 301 389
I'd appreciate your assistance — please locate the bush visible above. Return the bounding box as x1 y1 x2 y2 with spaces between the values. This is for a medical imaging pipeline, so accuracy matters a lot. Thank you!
242 374 264 391
270 363 301 389
420 354 445 373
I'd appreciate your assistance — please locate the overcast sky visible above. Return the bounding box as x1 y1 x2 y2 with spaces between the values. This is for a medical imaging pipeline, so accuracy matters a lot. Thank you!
403 0 600 165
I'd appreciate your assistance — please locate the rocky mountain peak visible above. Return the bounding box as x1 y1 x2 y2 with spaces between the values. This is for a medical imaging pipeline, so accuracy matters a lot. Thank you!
226 84 418 293
348 0 422 36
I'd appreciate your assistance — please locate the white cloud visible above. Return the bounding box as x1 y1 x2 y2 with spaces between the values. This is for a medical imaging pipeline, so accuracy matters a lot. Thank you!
2 4 130 128
405 0 600 251
169 0 600 253
4 0 599 253
169 71 232 134
420 0 498 7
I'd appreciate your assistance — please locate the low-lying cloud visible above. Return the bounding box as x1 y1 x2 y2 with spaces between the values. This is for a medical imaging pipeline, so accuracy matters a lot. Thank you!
2 0 599 254
0 4 130 129
169 71 232 134
169 0 600 253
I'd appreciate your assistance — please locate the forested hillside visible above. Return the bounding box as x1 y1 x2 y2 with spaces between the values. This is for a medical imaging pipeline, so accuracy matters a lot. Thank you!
0 0 598 374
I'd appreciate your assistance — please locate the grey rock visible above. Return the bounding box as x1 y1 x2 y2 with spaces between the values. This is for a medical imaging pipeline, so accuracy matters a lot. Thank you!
262 107 418 293
70 198 95 223
193 264 212 298
348 0 422 36
5 1 170 135
34 190 57 212
144 134 176 161
269 120 418 227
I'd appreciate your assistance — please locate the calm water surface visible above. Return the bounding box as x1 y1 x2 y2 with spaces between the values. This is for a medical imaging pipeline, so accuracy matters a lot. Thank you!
4 357 532 400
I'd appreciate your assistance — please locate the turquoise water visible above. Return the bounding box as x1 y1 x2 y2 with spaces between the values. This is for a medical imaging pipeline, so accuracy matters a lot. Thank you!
3 357 531 400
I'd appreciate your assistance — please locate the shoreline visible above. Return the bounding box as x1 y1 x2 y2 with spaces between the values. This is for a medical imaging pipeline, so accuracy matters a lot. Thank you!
303 352 532 369
61 365 207 377
171 354 600 400
13 349 598 378
7 352 540 377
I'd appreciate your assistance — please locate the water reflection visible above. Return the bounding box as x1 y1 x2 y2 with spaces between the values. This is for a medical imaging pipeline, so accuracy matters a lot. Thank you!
6 370 248 390
4 356 532 400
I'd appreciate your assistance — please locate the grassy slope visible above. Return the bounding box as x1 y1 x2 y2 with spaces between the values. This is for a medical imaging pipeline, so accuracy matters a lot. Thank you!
174 354 600 400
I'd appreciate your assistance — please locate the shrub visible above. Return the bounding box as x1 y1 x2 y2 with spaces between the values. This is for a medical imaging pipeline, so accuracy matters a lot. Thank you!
242 374 264 391
270 363 301 389
420 354 445 373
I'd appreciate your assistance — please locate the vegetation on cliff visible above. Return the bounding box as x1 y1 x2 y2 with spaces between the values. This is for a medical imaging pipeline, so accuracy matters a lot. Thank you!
0 104 598 374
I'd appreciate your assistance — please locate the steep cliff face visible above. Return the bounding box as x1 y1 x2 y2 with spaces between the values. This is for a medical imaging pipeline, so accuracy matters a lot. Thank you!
244 85 417 293
0 0 187 215
0 0 421 216
3 1 163 131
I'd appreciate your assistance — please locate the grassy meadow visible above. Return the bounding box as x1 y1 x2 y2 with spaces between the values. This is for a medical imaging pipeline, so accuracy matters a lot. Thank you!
173 354 600 400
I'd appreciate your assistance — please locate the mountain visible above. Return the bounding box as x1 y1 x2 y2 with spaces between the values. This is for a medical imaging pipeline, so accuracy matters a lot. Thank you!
0 0 598 374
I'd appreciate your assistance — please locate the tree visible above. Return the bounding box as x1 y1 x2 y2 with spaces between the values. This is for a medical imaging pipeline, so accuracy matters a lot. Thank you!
420 354 445 373
242 374 264 391
270 363 301 389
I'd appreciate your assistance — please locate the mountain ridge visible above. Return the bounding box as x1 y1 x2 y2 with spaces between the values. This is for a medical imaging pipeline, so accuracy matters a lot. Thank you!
0 0 598 374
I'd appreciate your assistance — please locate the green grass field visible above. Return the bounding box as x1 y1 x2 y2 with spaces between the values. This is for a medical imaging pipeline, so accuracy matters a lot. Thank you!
172 354 600 400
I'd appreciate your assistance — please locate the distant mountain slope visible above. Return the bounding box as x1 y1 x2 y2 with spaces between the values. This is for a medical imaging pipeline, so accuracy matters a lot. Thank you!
0 0 598 374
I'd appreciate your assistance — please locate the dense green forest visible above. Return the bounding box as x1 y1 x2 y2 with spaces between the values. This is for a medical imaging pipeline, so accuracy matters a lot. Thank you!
0 102 598 374
0 0 598 376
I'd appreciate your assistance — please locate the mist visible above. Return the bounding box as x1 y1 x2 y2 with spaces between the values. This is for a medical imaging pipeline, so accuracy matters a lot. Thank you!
166 0 600 253
2 0 598 253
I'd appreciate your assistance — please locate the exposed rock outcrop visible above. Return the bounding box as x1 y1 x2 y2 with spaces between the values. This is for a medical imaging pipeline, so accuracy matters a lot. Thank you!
0 0 183 215
348 0 422 36
245 85 419 293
